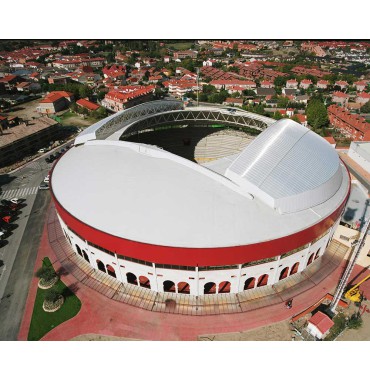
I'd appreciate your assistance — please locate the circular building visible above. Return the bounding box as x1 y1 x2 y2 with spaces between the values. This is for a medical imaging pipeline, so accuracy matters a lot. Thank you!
50 101 350 296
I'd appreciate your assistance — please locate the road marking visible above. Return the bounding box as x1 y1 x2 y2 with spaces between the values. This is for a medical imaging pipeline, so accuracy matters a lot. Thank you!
0 187 38 199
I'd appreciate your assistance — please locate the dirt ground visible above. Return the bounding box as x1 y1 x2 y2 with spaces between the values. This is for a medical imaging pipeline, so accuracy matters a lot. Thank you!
60 114 93 127
198 320 295 341
5 98 41 120
337 299 370 341
71 334 139 341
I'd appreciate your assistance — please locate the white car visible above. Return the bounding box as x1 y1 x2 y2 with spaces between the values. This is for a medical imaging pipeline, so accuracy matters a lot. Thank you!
10 198 21 205
44 175 50 183
38 148 46 154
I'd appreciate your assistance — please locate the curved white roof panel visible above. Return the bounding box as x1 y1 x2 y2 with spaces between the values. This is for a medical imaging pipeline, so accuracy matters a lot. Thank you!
51 136 349 248
226 119 343 213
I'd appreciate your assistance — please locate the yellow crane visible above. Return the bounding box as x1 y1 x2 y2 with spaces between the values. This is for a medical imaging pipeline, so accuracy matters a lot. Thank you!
344 274 370 303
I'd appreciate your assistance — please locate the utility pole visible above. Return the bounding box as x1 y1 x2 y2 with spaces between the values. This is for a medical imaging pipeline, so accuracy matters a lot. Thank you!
329 217 370 314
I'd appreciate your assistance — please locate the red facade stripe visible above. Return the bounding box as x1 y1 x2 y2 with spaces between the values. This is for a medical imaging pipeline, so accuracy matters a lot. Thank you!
52 186 348 266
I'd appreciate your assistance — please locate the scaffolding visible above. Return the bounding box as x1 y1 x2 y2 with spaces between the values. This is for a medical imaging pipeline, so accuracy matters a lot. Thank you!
329 217 370 313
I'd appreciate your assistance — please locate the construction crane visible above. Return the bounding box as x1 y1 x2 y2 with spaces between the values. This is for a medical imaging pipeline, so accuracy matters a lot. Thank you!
329 217 370 313
344 273 370 303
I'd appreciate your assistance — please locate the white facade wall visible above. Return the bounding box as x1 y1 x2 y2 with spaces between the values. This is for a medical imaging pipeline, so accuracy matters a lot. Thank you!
57 213 339 296
348 143 370 174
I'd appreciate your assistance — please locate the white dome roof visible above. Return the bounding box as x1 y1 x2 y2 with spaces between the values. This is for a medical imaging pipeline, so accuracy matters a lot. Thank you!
226 119 343 213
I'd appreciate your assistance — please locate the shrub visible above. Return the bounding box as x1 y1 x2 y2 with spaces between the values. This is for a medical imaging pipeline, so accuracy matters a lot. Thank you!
44 289 62 304
35 267 57 282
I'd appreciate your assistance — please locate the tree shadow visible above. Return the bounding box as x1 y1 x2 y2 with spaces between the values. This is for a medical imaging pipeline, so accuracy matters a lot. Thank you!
56 266 69 277
61 282 79 299
342 207 357 222
0 174 17 187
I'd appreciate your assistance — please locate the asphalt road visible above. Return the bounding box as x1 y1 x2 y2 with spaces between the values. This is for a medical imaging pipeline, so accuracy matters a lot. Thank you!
0 140 73 340
0 189 50 340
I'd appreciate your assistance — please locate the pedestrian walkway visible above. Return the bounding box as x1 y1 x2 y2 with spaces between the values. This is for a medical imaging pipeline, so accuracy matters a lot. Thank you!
18 206 354 340
46 203 349 316
339 152 370 190
1 187 38 199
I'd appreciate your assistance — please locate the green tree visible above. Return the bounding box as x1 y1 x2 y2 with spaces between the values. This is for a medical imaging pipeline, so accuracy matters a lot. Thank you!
272 111 283 120
360 101 370 113
274 76 287 88
97 91 107 101
35 266 57 282
79 85 92 99
277 96 289 108
306 98 329 130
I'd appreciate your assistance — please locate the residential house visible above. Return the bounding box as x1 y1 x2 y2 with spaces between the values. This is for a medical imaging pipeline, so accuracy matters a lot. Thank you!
332 91 350 106
306 312 334 340
210 79 256 91
335 80 349 90
101 85 155 112
286 79 298 89
328 104 370 141
76 98 100 112
317 80 329 89
294 94 310 104
36 91 74 114
255 88 276 97
0 75 19 91
300 79 312 89
223 98 243 106
354 81 368 92
173 50 198 60
260 81 274 88
356 92 370 105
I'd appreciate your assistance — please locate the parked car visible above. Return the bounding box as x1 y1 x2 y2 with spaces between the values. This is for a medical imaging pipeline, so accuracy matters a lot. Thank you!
39 183 49 190
38 148 46 154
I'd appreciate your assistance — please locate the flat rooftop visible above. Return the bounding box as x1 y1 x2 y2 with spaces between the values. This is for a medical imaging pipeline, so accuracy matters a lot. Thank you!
51 140 350 248
0 116 58 148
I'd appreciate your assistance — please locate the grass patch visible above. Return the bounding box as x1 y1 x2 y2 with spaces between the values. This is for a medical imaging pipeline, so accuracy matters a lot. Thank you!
166 42 193 51
27 257 81 341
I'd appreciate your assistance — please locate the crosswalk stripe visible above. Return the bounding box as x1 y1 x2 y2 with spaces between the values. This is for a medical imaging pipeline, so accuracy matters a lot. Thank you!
0 186 39 200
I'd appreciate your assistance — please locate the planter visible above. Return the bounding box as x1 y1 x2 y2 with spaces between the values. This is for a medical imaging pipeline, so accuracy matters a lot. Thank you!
43 295 64 313
38 276 59 289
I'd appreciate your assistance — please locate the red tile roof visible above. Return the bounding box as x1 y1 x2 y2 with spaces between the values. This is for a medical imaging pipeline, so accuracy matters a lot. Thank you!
76 98 100 111
357 92 370 99
332 91 349 98
39 91 73 104
308 311 334 334
324 136 336 144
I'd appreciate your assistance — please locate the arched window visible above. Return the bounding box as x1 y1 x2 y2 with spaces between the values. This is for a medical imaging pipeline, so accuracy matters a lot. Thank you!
96 259 106 273
244 277 256 290
290 262 300 275
314 249 320 260
126 272 138 285
257 274 269 287
218 281 231 293
139 276 150 289
163 280 176 293
177 282 190 294
307 252 315 266
75 244 82 256
204 282 216 294
279 267 289 280
106 264 116 278
82 250 90 263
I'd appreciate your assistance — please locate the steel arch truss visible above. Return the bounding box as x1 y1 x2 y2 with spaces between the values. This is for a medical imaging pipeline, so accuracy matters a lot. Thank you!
95 100 184 140
120 109 270 138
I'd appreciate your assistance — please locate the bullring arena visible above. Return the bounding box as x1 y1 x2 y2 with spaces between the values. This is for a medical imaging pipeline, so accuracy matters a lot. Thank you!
48 100 351 315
